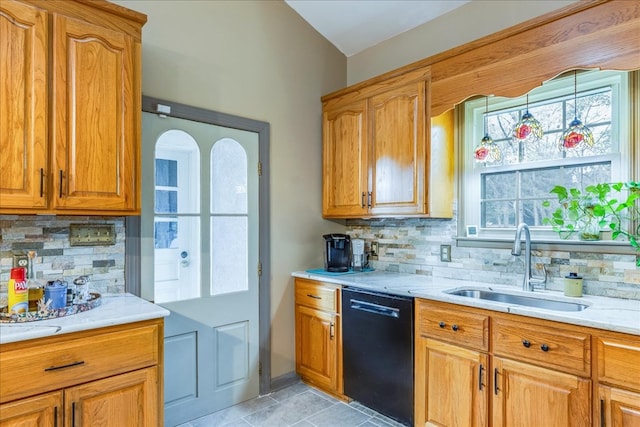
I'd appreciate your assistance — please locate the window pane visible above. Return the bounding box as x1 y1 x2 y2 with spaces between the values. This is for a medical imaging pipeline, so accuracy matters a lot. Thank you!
154 217 201 303
211 138 248 214
483 172 516 199
211 216 247 295
155 159 177 186
156 130 200 214
155 190 177 213
482 200 516 228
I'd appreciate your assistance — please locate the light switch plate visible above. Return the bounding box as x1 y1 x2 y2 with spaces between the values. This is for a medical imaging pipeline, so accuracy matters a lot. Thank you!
13 254 28 269
440 244 451 262
69 224 116 246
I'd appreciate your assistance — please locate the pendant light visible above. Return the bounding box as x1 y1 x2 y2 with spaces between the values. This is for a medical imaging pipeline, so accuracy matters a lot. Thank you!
473 97 502 163
512 94 543 143
560 70 594 150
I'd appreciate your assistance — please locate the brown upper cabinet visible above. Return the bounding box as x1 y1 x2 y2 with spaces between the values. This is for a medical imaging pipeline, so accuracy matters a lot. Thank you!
321 0 639 219
0 0 146 215
322 69 454 219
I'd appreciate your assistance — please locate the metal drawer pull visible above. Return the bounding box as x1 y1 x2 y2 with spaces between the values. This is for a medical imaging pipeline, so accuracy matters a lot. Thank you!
451 324 459 331
439 321 446 328
540 344 549 352
54 406 58 427
494 368 499 395
350 299 400 318
330 322 335 340
306 294 321 299
522 340 531 348
478 364 484 390
44 360 85 372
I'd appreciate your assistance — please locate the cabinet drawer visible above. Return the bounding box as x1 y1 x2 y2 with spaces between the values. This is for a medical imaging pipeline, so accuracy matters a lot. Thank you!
596 333 640 391
0 322 159 403
416 300 489 351
492 317 590 376
295 278 339 312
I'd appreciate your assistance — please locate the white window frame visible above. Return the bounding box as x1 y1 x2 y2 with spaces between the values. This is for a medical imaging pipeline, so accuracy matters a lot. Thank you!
459 70 631 241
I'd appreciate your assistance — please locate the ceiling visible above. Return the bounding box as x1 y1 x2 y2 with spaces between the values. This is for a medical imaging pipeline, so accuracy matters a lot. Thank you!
284 0 470 57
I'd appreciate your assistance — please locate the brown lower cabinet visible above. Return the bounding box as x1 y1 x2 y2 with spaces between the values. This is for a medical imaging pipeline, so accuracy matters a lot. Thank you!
415 299 640 427
0 319 163 427
294 278 345 399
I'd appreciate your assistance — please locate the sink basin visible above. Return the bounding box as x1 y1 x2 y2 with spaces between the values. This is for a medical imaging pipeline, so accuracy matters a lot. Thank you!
446 289 589 312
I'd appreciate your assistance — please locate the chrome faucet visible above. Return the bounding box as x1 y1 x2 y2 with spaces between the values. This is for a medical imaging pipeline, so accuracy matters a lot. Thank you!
511 223 547 291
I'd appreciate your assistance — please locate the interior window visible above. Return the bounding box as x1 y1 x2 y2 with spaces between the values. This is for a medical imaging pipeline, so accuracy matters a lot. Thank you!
461 70 631 239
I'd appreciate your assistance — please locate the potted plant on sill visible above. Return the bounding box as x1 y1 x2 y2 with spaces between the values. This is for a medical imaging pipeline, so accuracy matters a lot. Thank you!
542 181 640 266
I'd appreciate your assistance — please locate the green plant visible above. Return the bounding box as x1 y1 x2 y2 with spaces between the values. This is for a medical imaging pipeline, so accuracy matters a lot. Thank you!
542 181 640 266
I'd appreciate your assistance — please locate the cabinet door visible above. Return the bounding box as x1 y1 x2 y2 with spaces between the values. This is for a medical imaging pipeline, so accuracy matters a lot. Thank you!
493 357 591 427
295 304 338 391
322 99 369 218
600 386 640 427
0 0 48 210
52 14 137 212
0 391 62 427
369 81 426 216
415 337 488 427
65 367 157 427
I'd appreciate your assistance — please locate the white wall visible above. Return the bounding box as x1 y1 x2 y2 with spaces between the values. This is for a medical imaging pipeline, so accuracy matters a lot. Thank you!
113 0 347 379
347 0 578 85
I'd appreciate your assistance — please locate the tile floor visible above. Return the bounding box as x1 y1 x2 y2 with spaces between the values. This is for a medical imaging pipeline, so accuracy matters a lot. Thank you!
176 381 407 427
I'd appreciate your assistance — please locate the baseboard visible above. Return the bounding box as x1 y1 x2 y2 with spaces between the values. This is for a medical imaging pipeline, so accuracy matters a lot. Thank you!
269 371 300 393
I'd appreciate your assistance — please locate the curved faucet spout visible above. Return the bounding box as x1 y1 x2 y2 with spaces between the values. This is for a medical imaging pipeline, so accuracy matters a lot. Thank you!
512 223 546 291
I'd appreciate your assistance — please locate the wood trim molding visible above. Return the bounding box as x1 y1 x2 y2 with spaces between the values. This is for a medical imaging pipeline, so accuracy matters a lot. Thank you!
322 0 640 116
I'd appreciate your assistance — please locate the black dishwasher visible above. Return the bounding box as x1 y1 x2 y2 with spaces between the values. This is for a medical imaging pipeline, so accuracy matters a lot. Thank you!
342 287 414 426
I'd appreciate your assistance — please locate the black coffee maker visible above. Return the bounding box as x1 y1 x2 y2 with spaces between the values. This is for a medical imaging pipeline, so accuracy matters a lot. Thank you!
323 234 351 272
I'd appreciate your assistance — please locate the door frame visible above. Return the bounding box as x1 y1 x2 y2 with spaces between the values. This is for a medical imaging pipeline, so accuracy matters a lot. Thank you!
126 95 271 395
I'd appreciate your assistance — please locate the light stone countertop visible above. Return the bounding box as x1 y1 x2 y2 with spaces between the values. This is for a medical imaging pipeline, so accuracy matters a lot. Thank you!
0 293 170 345
292 270 640 336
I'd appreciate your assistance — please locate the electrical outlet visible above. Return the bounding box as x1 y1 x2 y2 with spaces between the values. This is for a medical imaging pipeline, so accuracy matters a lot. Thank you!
370 241 378 257
440 244 451 262
13 254 28 269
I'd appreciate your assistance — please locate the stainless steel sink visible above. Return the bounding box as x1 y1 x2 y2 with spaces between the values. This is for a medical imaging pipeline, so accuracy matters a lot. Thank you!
446 289 589 312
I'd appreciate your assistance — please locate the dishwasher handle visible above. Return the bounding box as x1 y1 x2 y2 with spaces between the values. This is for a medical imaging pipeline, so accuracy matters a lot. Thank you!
349 299 400 318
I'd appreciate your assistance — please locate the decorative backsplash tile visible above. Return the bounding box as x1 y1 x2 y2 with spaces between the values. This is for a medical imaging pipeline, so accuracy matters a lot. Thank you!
346 218 640 300
0 215 125 295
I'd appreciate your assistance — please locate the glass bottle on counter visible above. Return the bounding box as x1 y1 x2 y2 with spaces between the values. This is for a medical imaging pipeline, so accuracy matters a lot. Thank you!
27 251 44 311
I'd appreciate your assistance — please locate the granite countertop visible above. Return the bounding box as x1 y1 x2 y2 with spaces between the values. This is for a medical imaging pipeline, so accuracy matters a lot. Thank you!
292 270 640 336
0 293 170 345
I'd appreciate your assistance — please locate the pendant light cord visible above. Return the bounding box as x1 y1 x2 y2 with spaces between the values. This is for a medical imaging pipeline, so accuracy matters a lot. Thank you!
573 70 578 120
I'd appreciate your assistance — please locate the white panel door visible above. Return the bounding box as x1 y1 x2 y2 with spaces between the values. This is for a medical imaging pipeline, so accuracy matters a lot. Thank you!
142 112 260 426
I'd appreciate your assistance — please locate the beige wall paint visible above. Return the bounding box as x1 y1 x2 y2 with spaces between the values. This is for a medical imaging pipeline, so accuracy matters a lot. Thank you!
113 0 346 379
347 0 578 85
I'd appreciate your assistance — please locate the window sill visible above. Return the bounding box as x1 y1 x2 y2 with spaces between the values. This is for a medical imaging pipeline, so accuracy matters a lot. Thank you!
455 236 637 255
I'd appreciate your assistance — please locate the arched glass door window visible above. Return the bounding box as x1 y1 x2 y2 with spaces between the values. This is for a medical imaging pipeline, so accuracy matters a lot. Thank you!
154 130 201 303
210 138 249 295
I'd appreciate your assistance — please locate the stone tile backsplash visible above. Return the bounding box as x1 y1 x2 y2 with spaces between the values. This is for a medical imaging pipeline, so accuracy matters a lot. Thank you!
0 215 126 295
347 218 640 300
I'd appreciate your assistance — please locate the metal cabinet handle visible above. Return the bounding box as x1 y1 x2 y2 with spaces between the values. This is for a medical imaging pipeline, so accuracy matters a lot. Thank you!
478 364 484 390
59 170 63 198
361 192 366 208
367 191 372 208
541 344 549 352
439 321 446 328
329 322 335 340
522 340 531 348
600 399 605 427
44 360 85 372
306 294 321 300
40 168 44 197
494 368 499 395
54 406 58 427
452 324 459 331
72 402 76 427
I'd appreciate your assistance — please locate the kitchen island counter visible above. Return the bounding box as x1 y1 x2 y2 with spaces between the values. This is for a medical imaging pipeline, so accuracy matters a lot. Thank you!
292 270 640 335
0 293 169 344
